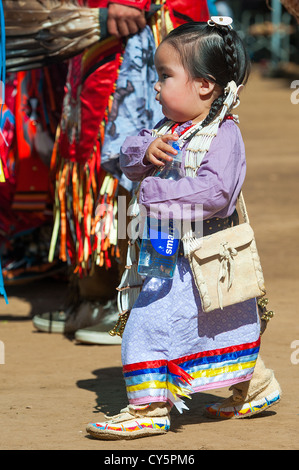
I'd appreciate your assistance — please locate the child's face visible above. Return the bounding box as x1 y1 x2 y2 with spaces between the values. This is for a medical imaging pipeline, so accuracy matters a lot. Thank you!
154 42 208 124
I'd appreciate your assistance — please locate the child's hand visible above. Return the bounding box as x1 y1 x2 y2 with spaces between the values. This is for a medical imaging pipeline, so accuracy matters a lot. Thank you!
145 134 179 167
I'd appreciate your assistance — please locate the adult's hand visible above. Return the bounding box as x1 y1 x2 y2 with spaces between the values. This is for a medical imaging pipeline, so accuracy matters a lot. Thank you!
107 3 146 38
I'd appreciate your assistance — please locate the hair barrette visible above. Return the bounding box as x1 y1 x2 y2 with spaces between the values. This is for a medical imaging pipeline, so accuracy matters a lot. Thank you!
207 16 233 28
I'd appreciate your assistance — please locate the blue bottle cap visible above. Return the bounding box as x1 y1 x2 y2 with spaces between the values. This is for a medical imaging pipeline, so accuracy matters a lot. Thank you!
171 141 180 151
171 140 182 162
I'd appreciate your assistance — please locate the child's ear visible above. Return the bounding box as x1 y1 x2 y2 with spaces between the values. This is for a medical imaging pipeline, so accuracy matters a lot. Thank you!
195 78 217 97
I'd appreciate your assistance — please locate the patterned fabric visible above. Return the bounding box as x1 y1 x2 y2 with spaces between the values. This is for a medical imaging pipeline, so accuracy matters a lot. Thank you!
122 256 261 411
100 25 163 192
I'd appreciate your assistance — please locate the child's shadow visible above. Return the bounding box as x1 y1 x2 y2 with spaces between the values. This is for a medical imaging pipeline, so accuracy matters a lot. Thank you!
76 367 276 432
77 367 128 417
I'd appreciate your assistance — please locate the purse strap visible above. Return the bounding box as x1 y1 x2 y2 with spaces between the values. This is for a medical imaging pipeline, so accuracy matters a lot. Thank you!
238 190 250 225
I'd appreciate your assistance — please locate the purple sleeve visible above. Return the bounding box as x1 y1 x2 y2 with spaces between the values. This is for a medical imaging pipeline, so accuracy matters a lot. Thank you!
139 121 246 221
119 132 155 181
119 119 168 181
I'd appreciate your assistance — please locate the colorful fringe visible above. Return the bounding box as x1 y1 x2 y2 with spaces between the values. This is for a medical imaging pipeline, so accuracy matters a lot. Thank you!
48 38 124 275
123 339 260 410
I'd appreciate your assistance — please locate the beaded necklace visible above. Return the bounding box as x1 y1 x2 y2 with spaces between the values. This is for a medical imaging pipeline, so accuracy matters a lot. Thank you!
170 122 195 136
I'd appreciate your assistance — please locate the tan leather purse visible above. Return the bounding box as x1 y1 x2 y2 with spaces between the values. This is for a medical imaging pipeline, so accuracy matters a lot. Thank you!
188 192 266 313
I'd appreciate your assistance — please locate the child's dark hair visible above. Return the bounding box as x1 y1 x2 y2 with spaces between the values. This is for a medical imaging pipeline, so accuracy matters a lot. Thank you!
161 22 251 127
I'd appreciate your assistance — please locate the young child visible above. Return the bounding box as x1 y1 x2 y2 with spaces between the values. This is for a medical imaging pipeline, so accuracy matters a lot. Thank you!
86 18 281 440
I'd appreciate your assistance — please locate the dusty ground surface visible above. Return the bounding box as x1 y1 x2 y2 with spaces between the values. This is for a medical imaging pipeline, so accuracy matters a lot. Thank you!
0 69 298 451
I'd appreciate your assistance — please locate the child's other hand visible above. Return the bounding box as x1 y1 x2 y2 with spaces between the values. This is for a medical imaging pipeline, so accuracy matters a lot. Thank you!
145 134 178 167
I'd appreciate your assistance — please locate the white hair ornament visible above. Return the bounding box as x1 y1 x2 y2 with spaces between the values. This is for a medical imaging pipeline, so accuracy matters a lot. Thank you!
208 16 233 28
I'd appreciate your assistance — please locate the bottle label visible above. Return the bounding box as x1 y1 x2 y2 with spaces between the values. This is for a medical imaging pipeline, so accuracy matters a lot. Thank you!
148 219 180 257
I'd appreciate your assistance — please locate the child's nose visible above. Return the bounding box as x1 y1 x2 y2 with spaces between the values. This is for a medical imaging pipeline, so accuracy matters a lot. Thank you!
154 81 161 92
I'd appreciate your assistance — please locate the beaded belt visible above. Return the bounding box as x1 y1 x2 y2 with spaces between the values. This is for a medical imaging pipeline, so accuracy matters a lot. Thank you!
178 211 239 256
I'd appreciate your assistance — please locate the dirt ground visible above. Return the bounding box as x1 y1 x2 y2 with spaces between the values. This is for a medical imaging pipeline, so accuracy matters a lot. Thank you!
0 69 298 451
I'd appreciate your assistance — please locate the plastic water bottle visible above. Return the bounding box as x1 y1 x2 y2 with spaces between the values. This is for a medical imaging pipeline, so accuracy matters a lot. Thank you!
138 141 184 279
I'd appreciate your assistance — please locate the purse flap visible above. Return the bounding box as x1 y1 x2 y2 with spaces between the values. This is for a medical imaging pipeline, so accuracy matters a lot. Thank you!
193 223 254 261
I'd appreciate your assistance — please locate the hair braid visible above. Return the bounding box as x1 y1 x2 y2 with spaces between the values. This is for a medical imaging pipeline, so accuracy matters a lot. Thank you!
201 26 240 129
201 94 225 128
217 26 239 82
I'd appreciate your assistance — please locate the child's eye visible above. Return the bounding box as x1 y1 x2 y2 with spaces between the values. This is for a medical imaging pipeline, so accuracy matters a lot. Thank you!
161 73 169 80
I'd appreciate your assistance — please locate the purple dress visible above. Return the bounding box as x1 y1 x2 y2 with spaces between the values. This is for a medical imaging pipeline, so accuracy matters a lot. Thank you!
119 120 260 411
